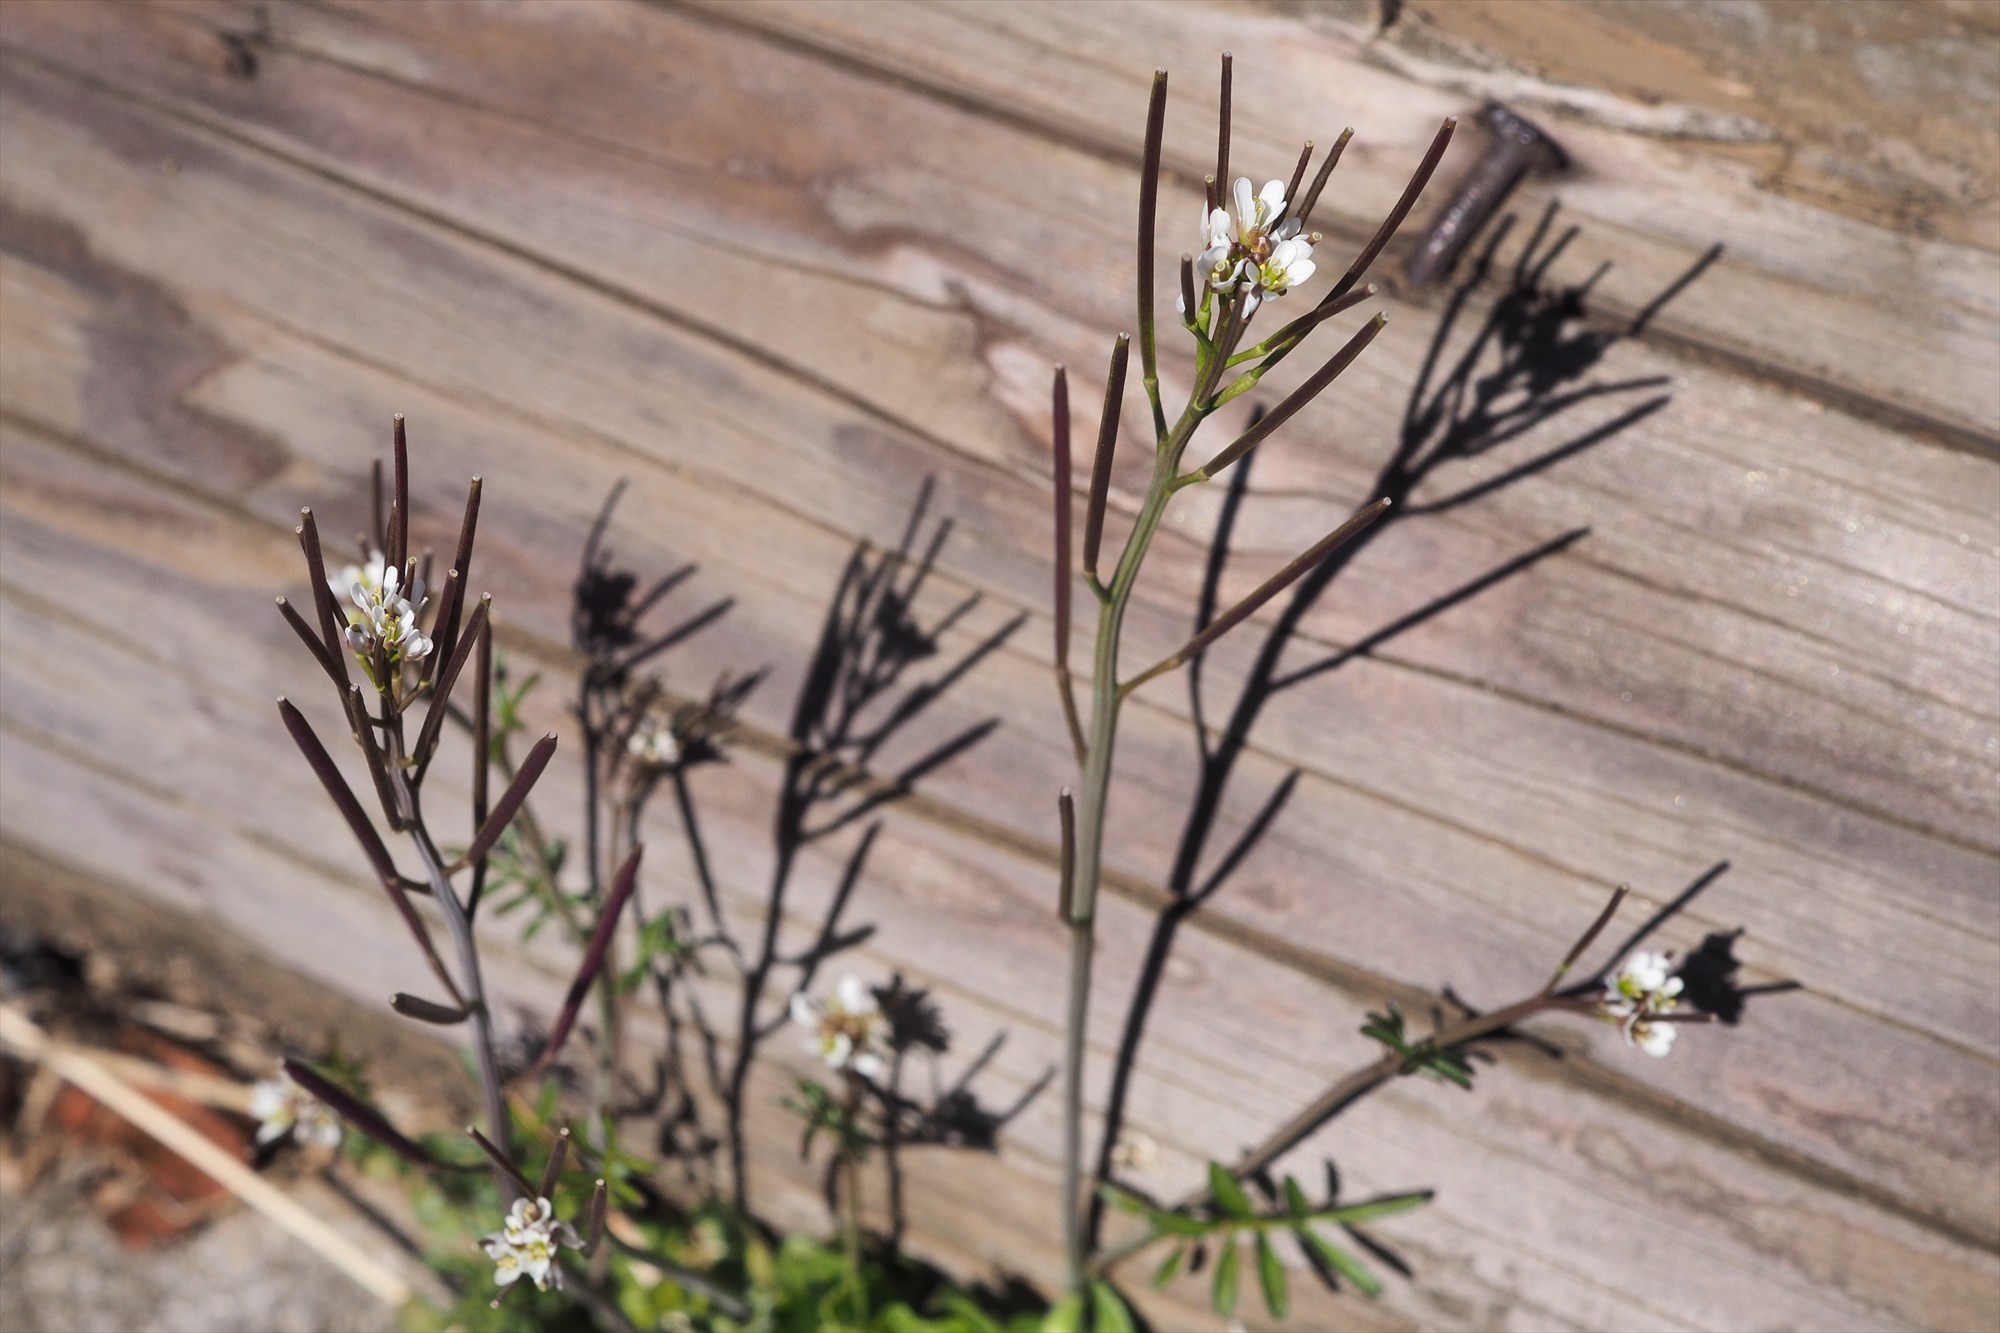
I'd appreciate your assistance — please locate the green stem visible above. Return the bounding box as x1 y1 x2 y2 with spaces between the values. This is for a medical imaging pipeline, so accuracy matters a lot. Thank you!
1091 991 1566 1276
1059 403 1210 1299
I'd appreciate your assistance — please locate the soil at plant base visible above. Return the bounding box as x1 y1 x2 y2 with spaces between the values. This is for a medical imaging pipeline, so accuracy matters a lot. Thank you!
0 853 470 1333
0 1156 393 1333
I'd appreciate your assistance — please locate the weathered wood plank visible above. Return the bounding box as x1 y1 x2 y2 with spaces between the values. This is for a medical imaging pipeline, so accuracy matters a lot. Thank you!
5 490 1997 1330
686 0 2000 450
8 0 1990 860
1 42 1995 1256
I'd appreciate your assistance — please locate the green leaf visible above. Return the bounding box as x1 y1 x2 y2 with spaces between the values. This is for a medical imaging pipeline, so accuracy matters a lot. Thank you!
1040 1293 1084 1333
1147 1210 1214 1238
1211 1236 1241 1317
1360 1005 1410 1054
1313 1190 1433 1226
1089 1281 1137 1333
1282 1175 1310 1219
1299 1227 1382 1298
1207 1162 1253 1218
1255 1231 1288 1319
1151 1243 1186 1290
1100 1186 1150 1217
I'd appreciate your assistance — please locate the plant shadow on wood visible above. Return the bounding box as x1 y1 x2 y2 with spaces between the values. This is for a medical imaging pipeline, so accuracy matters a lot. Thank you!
566 480 1048 1256
1086 207 1766 1291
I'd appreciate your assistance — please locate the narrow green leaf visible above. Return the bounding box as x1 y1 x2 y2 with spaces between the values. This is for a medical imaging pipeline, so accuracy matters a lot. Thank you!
1090 1281 1138 1333
1282 1175 1310 1219
1313 1189 1433 1226
1255 1231 1289 1318
1211 1236 1241 1317
1151 1243 1186 1290
1040 1293 1084 1333
1430 1057 1474 1089
1300 1227 1382 1298
1147 1210 1213 1238
1099 1185 1150 1217
1208 1161 1253 1218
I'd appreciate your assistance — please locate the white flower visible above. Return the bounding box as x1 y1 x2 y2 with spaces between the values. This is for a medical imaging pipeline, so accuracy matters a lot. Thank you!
1109 1131 1160 1173
343 558 432 664
482 1195 581 1293
627 719 681 769
1605 950 1684 1013
1598 949 1686 1057
1627 1016 1677 1058
789 975 890 1080
1196 177 1314 313
329 550 389 604
249 1071 342 1149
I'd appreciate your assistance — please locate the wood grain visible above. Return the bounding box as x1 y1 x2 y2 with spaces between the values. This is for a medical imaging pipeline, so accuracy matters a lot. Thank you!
1 1 1996 1327
3 470 1996 1329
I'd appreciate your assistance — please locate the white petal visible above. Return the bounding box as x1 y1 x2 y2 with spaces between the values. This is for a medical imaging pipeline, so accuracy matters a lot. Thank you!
1284 258 1315 286
1259 179 1287 214
826 1033 855 1070
1638 1022 1676 1057
790 992 818 1028
1232 176 1255 224
850 1051 886 1081
836 975 874 1015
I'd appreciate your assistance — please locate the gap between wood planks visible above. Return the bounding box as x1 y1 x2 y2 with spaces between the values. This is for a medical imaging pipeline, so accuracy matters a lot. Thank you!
4 406 1997 1266
0 42 1988 864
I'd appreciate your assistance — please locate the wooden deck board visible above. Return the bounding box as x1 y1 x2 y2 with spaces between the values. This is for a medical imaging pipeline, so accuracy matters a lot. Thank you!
4 520 1997 1330
2 1 1996 1326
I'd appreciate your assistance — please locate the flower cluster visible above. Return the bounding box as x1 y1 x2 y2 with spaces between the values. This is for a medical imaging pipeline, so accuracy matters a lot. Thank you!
249 1069 343 1148
1197 176 1317 316
626 717 682 770
790 975 891 1080
482 1195 582 1293
331 550 432 666
1600 950 1684 1057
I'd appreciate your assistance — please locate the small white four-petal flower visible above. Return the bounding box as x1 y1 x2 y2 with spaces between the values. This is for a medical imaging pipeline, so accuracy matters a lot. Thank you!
249 1070 343 1149
1599 949 1685 1058
482 1195 582 1293
336 550 433 665
627 719 682 770
789 975 891 1080
1195 176 1317 316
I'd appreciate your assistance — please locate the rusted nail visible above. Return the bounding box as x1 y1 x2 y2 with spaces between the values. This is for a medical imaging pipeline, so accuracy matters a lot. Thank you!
1404 103 1567 289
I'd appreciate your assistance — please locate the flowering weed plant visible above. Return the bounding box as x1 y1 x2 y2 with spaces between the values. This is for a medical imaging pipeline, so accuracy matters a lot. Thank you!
256 54 1753 1333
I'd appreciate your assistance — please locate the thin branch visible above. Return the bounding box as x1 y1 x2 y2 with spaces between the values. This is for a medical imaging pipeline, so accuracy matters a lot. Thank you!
1294 128 1353 227
541 843 644 1065
414 595 490 771
1191 314 1388 482
1136 68 1169 431
1083 334 1130 583
1123 499 1392 693
462 733 559 867
389 415 410 575
1326 117 1456 300
276 698 461 1003
1051 365 1085 762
